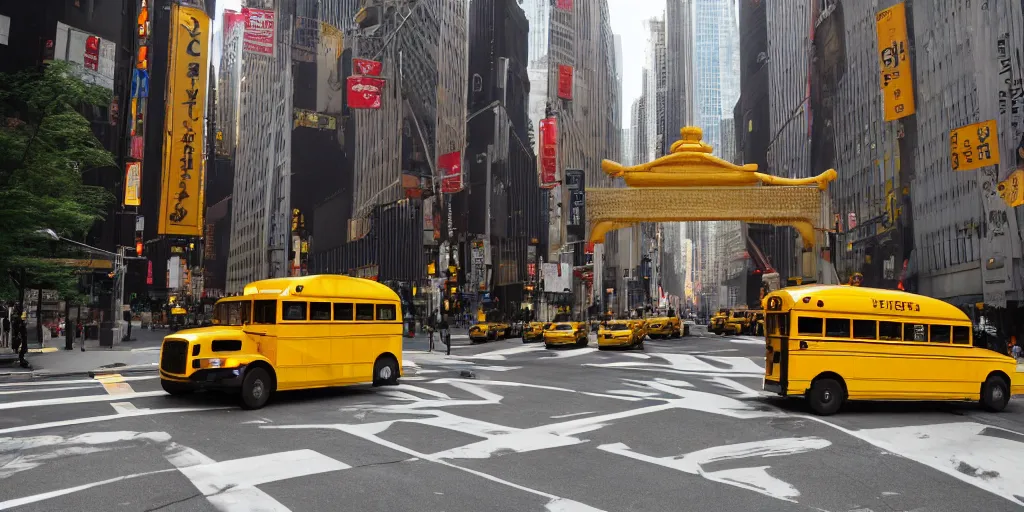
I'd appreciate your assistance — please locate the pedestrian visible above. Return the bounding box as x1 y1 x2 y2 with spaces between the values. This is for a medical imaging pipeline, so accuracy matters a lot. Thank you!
10 305 29 368
123 307 132 340
1 308 10 349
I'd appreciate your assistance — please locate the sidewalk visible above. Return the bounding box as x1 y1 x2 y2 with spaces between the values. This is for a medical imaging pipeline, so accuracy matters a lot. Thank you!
0 323 165 379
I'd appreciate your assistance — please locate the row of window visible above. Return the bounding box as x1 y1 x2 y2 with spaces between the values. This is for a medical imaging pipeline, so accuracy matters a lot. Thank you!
280 300 398 322
767 314 971 344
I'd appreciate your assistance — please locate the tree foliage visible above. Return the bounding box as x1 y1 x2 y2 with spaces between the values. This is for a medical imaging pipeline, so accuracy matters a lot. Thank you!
0 61 115 303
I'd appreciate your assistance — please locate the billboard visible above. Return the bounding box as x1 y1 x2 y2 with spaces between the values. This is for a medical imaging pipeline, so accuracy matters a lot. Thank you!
242 7 275 56
949 120 1000 171
159 4 210 236
439 150 463 193
875 3 915 121
53 22 116 90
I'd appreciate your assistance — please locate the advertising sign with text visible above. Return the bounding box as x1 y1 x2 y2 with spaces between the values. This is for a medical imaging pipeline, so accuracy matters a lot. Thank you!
875 3 915 121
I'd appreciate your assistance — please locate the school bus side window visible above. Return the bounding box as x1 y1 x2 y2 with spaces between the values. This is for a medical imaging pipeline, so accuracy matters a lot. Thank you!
930 325 951 343
282 301 307 321
952 326 971 345
377 304 397 321
355 304 374 321
253 300 277 324
797 317 823 336
904 323 927 342
334 302 353 321
825 318 851 338
852 319 876 340
310 302 331 321
879 321 902 341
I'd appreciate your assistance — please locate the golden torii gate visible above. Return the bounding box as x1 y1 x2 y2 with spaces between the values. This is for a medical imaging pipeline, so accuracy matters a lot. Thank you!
588 126 838 285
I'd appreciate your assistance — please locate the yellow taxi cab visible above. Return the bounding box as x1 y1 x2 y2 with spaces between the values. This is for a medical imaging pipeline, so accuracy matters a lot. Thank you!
763 285 1024 415
544 321 589 349
709 309 729 334
722 309 752 335
522 322 546 343
646 316 682 339
468 321 510 343
598 321 643 350
158 275 403 409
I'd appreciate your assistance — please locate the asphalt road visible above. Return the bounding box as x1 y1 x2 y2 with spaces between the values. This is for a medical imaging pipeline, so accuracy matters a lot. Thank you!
1 330 1023 511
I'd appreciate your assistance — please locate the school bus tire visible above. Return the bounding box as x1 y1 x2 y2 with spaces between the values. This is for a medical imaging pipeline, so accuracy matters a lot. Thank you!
240 366 273 410
807 375 845 416
981 373 1010 412
373 354 400 387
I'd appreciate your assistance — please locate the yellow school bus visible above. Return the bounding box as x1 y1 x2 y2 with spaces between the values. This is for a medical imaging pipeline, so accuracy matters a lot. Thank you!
763 285 1023 415
158 275 403 409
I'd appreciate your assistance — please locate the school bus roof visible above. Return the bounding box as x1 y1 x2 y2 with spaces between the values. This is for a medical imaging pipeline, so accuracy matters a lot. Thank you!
768 285 968 322
241 275 400 301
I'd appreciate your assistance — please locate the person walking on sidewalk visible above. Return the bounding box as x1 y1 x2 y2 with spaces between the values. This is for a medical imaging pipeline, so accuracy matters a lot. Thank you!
123 307 133 341
1 308 10 349
10 305 29 368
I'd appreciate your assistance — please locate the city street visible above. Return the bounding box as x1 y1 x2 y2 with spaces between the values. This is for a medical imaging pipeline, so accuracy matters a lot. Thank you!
1 330 1022 511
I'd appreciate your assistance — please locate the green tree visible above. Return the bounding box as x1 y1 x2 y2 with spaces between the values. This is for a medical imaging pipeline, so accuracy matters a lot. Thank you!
0 61 115 316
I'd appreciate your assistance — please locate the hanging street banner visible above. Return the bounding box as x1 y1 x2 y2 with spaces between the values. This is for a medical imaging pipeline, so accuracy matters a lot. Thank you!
565 169 585 241
347 76 385 109
539 117 558 188
159 4 209 236
949 119 1000 171
439 150 463 193
875 3 915 121
242 7 275 56
353 58 383 76
557 64 574 100
124 161 141 207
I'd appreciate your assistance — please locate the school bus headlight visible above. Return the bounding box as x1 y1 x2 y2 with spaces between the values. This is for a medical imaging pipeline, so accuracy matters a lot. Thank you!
199 358 241 369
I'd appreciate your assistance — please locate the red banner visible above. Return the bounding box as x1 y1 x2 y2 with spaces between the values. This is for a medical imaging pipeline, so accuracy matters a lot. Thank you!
539 117 558 188
84 36 100 71
347 76 385 109
353 58 383 76
556 0 574 10
242 7 276 56
557 65 573 100
146 260 153 285
439 151 463 193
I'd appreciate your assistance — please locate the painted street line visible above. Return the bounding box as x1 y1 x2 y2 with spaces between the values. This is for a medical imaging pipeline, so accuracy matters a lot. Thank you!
264 423 607 512
110 402 138 414
165 442 349 512
0 431 172 480
95 373 135 396
0 375 157 388
0 469 176 510
0 390 165 411
0 406 231 435
0 385 97 396
599 437 831 503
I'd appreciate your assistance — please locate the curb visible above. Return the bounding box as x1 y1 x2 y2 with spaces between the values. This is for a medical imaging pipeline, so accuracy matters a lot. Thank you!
0 364 160 382
88 364 160 378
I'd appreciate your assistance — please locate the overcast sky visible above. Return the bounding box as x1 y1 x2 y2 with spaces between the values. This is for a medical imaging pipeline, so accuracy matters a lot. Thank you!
215 0 661 126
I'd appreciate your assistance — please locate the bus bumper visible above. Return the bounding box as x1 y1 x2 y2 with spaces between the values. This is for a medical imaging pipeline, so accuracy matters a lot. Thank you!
763 379 784 395
161 367 246 390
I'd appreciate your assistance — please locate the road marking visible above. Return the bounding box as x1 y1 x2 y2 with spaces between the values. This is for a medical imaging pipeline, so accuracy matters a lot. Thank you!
0 385 97 396
264 424 607 512
550 411 595 419
130 347 162 353
110 402 137 414
26 347 59 354
0 390 164 411
164 443 349 512
0 469 176 510
0 406 227 435
0 375 157 388
95 373 135 396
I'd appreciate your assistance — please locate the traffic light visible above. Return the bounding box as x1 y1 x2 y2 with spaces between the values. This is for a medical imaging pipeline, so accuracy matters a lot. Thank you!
135 237 143 256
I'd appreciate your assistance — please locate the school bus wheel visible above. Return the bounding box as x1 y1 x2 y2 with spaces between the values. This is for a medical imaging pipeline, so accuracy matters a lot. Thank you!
240 366 273 410
807 374 845 416
161 379 192 396
373 354 400 386
981 373 1011 412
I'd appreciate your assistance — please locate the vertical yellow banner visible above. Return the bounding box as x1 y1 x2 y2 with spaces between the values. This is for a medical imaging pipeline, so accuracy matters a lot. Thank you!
159 4 210 236
124 161 141 206
876 3 915 121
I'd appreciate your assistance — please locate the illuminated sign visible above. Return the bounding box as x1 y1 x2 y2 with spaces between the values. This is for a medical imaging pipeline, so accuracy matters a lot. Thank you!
159 4 209 236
